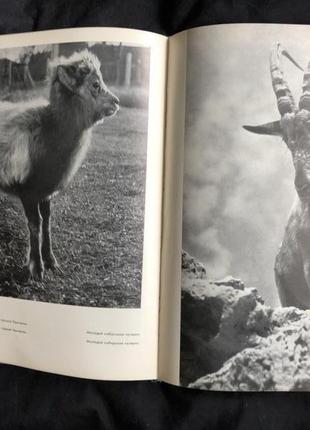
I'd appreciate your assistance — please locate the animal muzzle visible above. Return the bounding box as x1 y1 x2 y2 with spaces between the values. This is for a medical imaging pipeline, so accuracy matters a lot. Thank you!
102 91 120 117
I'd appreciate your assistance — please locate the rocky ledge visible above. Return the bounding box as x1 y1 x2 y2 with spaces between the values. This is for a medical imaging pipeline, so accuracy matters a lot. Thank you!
181 251 310 391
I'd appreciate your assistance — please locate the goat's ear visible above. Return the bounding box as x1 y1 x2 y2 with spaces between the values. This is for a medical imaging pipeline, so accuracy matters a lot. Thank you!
57 65 79 93
243 120 282 136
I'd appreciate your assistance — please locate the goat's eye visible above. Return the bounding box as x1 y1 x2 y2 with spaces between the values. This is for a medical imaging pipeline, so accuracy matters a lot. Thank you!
93 82 100 91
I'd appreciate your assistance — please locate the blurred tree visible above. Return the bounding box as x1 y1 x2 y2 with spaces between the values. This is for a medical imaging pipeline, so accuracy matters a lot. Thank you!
0 45 52 89
115 43 125 86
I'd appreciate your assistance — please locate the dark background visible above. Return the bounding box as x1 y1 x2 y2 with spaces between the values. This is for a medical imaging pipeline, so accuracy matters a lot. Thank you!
1 0 310 429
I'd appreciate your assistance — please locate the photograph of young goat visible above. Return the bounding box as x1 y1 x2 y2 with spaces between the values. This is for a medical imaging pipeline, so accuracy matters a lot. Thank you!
0 42 150 308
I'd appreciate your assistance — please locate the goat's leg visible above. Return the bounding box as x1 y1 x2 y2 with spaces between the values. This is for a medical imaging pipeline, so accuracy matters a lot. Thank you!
21 196 44 281
40 198 62 273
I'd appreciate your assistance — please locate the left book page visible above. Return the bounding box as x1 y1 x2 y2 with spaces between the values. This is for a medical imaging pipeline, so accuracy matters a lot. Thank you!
0 27 167 380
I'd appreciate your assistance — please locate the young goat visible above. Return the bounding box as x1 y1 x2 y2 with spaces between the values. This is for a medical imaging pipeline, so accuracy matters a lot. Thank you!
0 50 119 281
243 43 310 309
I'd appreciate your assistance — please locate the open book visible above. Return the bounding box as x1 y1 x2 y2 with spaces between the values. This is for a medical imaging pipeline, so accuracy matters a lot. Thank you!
1 24 310 391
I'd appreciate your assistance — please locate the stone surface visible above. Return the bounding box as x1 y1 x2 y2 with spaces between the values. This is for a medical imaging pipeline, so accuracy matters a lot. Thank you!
180 251 310 391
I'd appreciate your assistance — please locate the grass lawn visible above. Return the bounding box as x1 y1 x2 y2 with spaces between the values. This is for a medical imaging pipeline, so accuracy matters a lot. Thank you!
0 106 148 308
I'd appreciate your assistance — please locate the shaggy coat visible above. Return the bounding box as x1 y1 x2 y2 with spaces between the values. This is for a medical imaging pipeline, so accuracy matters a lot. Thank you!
0 50 119 280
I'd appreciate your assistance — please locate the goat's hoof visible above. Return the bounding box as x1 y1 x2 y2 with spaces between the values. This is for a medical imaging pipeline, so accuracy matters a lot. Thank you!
28 260 44 282
44 257 63 275
49 264 63 275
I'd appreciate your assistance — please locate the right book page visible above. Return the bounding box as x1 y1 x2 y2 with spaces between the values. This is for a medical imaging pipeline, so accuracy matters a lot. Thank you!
180 24 310 391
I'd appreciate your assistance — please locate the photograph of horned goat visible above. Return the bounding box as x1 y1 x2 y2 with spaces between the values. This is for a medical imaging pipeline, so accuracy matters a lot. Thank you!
0 50 119 281
244 42 310 309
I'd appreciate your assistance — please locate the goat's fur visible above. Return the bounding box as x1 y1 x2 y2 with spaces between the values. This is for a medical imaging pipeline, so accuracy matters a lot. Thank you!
0 49 119 281
244 43 310 309
273 110 310 309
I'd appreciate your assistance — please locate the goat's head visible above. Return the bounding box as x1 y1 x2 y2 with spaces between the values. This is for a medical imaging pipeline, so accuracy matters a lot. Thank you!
243 43 310 201
49 50 119 126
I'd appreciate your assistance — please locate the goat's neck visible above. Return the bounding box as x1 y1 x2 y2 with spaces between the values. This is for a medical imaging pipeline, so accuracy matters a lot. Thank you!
299 198 310 211
295 198 310 227
48 94 92 143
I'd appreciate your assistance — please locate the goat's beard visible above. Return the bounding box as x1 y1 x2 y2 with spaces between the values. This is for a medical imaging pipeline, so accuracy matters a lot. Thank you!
94 118 105 125
93 104 119 124
93 110 105 124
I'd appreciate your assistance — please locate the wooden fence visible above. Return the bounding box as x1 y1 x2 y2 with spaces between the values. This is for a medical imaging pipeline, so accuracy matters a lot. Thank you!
0 42 150 91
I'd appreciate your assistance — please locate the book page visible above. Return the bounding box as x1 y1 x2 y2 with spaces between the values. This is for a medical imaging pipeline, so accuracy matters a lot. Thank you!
0 27 167 380
180 24 310 391
158 31 187 385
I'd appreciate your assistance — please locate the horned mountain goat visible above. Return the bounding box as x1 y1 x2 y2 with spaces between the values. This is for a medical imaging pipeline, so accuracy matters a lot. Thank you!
0 50 119 281
244 43 310 309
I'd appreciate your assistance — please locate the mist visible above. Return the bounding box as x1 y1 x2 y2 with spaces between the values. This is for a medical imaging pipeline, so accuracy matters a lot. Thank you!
182 24 310 305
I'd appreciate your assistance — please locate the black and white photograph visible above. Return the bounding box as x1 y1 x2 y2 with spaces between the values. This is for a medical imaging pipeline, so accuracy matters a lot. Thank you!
0 41 150 308
180 25 310 391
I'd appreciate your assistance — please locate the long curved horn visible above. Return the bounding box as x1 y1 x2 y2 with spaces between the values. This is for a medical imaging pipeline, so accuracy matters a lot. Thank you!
243 121 282 136
270 43 303 115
